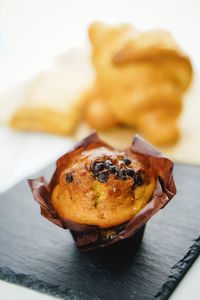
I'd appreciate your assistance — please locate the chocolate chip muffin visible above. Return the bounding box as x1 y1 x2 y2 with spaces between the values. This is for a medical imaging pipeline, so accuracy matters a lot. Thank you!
29 132 176 251
51 146 156 228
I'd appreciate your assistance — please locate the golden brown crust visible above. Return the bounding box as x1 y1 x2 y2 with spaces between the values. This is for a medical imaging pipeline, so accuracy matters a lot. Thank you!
90 23 192 91
51 147 156 228
86 22 193 145
85 98 119 130
84 84 119 130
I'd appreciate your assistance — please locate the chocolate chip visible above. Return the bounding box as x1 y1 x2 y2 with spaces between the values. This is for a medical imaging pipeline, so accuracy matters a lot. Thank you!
126 168 134 177
105 160 113 167
109 165 118 174
135 174 143 185
98 172 109 183
118 168 126 180
122 157 131 165
66 173 73 183
93 162 105 174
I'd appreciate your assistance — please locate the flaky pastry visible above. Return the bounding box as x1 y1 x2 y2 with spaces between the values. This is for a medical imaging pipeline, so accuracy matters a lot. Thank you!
84 82 119 130
85 22 193 145
9 65 92 135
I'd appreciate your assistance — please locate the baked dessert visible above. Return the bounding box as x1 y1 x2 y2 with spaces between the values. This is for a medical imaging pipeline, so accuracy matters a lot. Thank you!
84 82 119 130
51 142 155 228
85 22 193 145
9 63 93 135
29 132 176 251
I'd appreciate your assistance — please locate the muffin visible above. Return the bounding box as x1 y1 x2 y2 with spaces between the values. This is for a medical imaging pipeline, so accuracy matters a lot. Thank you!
29 132 176 251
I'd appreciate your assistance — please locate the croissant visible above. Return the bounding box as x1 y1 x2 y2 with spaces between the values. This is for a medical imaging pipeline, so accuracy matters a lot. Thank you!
86 22 193 145
84 82 119 130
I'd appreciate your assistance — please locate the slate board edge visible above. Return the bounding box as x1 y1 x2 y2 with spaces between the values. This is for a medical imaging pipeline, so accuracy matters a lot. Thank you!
0 266 78 300
154 235 200 300
0 235 199 300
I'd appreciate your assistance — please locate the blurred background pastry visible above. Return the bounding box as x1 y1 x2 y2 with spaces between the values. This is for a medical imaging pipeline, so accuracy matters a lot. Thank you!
9 62 93 135
1 20 198 165
84 82 119 130
7 21 193 146
85 22 193 145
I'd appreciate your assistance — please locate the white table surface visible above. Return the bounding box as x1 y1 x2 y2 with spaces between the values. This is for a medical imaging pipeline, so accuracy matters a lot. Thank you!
0 0 200 299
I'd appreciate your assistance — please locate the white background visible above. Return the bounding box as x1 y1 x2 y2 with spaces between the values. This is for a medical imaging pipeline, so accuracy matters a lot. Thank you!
0 0 200 299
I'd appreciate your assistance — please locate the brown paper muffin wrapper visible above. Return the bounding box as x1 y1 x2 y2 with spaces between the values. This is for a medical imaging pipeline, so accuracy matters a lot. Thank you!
28 131 176 251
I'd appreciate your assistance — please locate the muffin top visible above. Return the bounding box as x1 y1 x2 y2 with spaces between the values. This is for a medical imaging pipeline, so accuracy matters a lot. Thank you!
51 146 156 228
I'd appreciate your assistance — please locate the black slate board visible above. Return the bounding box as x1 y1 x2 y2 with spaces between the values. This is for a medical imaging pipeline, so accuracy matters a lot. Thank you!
0 163 200 300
